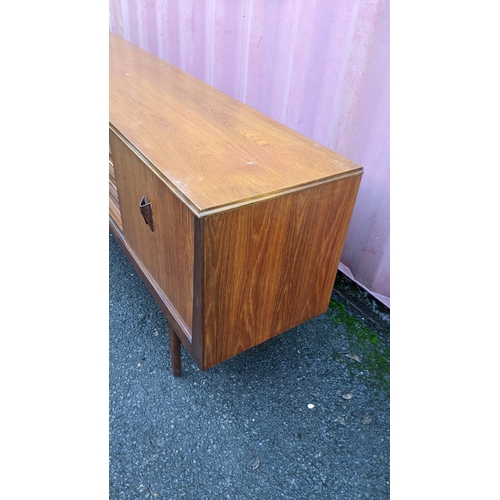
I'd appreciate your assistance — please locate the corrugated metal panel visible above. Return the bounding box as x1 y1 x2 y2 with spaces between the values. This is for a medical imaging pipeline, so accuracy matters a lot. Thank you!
109 0 390 306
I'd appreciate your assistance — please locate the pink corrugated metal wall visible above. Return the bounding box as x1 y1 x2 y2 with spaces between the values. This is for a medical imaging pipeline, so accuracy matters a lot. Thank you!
109 0 390 306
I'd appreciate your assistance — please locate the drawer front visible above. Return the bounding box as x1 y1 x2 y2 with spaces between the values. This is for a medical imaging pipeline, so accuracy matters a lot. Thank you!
110 129 195 332
108 140 123 232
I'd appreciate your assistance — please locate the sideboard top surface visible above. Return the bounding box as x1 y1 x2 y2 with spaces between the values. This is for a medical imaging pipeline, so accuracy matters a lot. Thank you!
109 33 362 216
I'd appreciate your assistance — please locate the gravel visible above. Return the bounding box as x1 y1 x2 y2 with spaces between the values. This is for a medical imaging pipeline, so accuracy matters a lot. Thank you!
109 234 390 499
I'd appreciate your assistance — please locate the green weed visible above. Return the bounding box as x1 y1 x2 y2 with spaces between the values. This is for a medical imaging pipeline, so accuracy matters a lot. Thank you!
328 299 390 392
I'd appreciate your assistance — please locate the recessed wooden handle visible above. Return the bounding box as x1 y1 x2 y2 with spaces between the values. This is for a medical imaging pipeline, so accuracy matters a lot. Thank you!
139 196 154 231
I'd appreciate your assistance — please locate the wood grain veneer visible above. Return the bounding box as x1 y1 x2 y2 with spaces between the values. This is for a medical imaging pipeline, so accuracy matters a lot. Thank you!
201 175 361 370
108 144 122 232
110 129 194 333
109 33 362 216
109 33 363 376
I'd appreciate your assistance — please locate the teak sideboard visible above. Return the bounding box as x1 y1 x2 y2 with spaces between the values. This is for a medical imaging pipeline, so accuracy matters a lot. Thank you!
109 33 363 376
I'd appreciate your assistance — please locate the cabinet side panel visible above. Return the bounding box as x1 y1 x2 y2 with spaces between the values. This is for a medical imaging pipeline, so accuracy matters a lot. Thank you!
110 130 194 331
202 175 361 369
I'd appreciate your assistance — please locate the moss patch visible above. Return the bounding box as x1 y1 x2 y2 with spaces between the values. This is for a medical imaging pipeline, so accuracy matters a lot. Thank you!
328 299 390 393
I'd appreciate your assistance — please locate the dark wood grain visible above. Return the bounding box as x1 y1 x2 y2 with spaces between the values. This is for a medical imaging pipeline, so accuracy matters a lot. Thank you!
110 129 195 333
169 329 182 377
191 216 205 368
109 32 363 376
109 33 362 215
201 176 361 369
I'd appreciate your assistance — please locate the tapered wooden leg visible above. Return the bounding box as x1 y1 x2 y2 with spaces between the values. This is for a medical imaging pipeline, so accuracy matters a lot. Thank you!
169 329 182 377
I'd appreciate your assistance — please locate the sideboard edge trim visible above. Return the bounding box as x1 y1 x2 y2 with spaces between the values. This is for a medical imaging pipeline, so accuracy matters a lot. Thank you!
109 124 363 218
109 218 193 345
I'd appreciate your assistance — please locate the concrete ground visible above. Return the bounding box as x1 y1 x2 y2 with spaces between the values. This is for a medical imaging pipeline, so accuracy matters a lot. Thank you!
109 234 390 499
